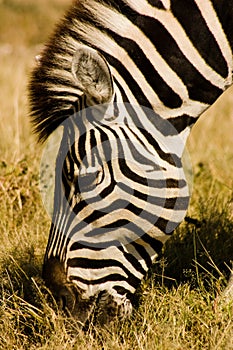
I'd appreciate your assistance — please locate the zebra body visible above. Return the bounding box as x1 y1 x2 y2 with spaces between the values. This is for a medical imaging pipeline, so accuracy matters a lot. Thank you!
29 0 233 324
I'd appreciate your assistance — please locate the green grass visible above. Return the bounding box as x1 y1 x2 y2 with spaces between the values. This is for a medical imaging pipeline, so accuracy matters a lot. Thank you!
0 1 233 349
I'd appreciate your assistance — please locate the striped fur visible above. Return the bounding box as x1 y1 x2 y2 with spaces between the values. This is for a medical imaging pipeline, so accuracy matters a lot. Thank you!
29 0 233 325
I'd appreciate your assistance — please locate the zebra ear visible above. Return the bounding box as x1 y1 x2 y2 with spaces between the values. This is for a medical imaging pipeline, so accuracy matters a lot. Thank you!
72 47 114 106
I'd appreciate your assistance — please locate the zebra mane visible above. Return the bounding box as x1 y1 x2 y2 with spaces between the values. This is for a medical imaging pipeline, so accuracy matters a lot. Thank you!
28 7 78 143
28 1 111 143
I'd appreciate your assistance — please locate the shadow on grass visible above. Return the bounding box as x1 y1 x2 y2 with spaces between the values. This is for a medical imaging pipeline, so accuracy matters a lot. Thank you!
151 196 233 294
0 160 232 346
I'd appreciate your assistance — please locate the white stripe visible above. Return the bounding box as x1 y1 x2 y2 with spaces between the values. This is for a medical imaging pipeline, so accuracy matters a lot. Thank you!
160 0 171 10
68 266 128 280
71 279 136 295
85 128 92 167
195 0 233 86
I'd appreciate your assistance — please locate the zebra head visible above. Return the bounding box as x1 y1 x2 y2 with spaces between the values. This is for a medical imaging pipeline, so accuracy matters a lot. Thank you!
29 0 233 328
37 45 190 326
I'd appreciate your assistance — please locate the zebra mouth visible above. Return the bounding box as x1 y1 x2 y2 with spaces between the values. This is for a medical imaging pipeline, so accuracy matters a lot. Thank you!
57 283 97 326
57 281 132 326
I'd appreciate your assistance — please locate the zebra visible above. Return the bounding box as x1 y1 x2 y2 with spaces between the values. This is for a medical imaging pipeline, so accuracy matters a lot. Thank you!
29 0 233 325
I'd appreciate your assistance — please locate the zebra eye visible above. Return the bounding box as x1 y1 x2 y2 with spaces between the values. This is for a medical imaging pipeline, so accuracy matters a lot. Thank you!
78 167 102 192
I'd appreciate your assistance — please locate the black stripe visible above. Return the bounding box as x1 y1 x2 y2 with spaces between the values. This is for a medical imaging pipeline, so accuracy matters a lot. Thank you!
70 240 121 251
90 129 97 166
212 1 233 54
62 154 73 185
141 233 164 253
166 178 186 188
72 198 88 215
166 115 197 133
82 209 107 225
44 222 57 259
97 127 112 164
78 133 87 165
70 273 125 284
147 0 166 9
164 196 189 210
70 142 81 170
101 0 165 11
171 0 228 78
99 176 116 198
102 219 129 229
113 286 131 296
148 113 197 136
132 188 148 202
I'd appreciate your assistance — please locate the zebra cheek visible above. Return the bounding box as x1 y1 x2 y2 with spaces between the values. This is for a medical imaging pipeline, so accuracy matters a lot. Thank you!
42 258 76 314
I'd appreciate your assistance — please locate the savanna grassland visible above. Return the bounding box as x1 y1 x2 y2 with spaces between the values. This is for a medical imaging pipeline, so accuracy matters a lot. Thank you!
0 1 233 349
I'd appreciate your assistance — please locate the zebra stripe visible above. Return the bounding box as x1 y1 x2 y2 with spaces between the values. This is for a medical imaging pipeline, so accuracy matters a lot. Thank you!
29 0 233 325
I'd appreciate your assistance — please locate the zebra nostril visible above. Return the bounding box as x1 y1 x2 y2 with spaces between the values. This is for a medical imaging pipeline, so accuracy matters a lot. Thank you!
58 286 76 314
60 295 67 309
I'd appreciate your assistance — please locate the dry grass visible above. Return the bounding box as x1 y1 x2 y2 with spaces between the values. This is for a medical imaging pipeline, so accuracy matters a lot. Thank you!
0 1 233 349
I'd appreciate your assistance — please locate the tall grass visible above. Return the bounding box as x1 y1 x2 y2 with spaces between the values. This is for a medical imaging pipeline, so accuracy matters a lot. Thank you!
0 1 232 349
